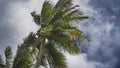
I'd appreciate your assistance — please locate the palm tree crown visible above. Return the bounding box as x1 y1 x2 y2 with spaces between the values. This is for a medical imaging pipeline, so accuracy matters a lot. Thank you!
31 0 88 68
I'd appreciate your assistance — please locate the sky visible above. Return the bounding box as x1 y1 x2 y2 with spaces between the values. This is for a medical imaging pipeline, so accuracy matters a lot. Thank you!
0 0 120 68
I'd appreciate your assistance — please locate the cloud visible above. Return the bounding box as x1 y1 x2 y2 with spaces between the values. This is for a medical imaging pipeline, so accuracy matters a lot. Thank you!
66 54 96 68
73 0 120 68
66 0 120 68
0 0 44 55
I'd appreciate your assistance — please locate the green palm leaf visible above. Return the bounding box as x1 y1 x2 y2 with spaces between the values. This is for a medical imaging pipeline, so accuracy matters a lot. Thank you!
0 55 5 68
5 46 12 68
45 41 67 68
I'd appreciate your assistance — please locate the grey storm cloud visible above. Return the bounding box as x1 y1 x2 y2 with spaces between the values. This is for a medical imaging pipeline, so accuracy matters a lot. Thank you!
0 0 17 54
67 0 120 68
80 0 120 68
0 0 41 55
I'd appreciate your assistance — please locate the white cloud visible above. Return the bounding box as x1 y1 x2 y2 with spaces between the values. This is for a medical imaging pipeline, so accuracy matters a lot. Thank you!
2 0 44 55
66 54 96 68
69 0 120 68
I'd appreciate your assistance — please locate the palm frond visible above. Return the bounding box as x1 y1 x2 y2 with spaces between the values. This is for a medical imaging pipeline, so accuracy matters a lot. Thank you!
0 55 5 68
37 25 53 37
5 46 12 68
47 26 85 54
31 12 41 25
23 32 36 45
50 5 88 27
12 44 38 68
41 0 53 27
5 46 12 59
54 0 72 11
45 42 67 68
49 0 75 25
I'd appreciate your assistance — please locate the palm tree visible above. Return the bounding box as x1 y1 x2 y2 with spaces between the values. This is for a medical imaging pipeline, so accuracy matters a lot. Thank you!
0 46 12 68
0 55 5 68
3 0 88 68
31 0 88 68
12 32 39 68
5 46 12 68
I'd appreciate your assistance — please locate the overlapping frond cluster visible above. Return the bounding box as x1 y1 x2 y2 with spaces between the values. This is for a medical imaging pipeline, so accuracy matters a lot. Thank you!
12 33 39 68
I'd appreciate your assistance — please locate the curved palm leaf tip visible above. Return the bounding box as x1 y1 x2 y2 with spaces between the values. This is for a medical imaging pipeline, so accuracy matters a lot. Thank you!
5 46 12 68
31 0 88 68
39 41 67 68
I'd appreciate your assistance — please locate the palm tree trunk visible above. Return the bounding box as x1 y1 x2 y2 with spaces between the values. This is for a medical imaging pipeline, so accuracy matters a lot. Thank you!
35 39 45 68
